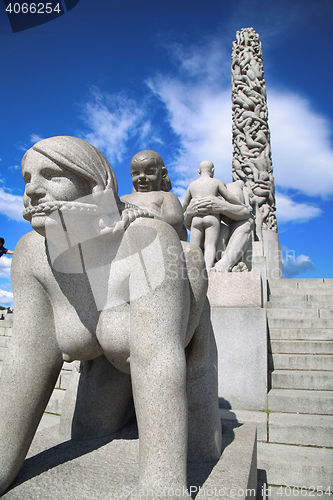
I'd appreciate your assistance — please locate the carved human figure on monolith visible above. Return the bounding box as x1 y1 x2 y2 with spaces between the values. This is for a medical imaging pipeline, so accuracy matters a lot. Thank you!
0 136 221 498
231 27 277 237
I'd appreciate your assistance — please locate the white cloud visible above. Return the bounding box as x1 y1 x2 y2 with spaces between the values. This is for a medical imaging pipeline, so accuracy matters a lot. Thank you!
78 39 333 211
147 41 333 203
0 188 25 221
148 77 233 187
30 134 44 143
0 288 13 307
275 192 322 223
282 251 315 278
0 256 12 279
8 164 20 172
268 92 333 197
80 87 151 164
146 42 234 188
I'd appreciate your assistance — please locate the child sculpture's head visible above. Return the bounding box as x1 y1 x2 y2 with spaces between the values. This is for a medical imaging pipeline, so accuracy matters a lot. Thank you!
130 150 171 192
198 160 214 177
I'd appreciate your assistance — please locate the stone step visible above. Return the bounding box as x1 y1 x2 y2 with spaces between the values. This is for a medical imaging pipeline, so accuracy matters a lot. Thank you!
320 309 333 319
270 340 333 355
268 288 333 297
268 308 333 320
0 318 13 327
259 485 332 500
268 278 333 289
270 370 333 391
269 328 333 341
268 298 333 309
268 412 333 447
45 387 66 415
0 336 10 349
269 291 333 300
38 413 61 432
0 324 13 336
269 354 333 371
0 346 8 361
257 442 333 490
267 308 321 319
268 388 333 415
268 317 332 329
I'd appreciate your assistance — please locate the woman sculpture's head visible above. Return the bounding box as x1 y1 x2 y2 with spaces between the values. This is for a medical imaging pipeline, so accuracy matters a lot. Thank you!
22 136 119 236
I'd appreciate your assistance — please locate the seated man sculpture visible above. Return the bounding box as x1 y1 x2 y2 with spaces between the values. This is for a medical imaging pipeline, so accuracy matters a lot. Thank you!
0 136 221 498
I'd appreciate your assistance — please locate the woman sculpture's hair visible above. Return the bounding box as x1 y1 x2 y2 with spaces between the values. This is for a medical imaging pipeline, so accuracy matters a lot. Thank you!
22 136 119 197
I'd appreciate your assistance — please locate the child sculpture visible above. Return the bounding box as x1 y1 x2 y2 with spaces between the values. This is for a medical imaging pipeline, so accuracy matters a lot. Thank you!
183 160 244 269
121 149 185 239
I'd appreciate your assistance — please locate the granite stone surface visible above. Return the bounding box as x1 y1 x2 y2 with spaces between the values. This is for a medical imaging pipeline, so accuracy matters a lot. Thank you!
0 137 221 497
1 422 257 500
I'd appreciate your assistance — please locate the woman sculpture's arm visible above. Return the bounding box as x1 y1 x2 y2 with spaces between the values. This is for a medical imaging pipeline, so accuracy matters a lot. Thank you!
0 232 63 495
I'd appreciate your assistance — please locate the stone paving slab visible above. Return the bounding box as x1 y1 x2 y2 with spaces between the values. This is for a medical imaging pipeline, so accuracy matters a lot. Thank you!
257 442 333 490
219 409 267 442
258 484 332 499
1 423 257 500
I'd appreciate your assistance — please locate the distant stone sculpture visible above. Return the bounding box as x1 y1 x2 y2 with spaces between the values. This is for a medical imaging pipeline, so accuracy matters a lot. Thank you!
231 27 277 237
0 137 221 498
183 161 246 270
183 164 253 272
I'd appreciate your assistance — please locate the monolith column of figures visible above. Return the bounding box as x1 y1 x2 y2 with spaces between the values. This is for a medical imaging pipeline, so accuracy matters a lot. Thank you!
231 27 282 279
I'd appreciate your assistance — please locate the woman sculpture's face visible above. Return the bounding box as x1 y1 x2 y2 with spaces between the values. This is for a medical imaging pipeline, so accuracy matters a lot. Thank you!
22 149 94 236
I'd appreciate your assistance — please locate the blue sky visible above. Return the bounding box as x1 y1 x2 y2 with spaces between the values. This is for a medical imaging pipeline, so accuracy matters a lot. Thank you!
0 0 332 305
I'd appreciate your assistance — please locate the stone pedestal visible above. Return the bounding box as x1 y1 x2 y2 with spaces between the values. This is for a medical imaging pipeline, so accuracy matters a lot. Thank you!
251 242 268 308
262 230 282 280
208 271 268 411
207 270 263 308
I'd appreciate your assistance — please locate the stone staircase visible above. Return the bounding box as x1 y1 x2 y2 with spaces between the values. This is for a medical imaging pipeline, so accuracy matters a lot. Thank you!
258 279 333 497
2 279 333 497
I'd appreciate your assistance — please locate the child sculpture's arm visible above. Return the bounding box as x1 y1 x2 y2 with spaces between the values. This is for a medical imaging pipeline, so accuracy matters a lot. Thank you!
159 192 184 235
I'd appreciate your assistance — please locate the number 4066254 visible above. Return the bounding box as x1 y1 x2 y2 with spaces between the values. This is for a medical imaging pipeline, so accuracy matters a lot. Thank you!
5 3 61 14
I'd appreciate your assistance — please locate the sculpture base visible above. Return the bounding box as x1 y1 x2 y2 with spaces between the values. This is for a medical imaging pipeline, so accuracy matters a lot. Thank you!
262 230 282 280
208 271 268 411
207 270 262 308
2 422 257 499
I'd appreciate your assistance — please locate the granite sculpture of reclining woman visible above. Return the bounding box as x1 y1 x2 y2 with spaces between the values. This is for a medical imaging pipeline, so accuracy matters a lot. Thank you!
0 136 221 498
